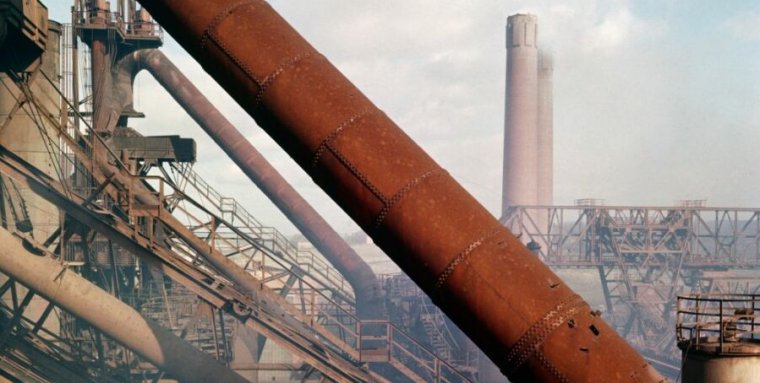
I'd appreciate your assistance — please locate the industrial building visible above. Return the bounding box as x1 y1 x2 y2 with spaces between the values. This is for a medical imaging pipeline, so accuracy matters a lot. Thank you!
0 1 757 383
500 12 760 382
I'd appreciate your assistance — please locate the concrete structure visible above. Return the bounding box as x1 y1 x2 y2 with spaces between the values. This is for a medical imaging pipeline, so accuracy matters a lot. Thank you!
681 353 760 383
501 15 554 238
537 50 553 208
502 14 539 214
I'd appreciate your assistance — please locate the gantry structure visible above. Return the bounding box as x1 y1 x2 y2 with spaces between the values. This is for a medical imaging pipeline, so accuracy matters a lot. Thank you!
503 202 760 374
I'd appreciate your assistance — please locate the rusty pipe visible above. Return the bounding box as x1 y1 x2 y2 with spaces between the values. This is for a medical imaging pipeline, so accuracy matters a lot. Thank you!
142 0 661 382
0 227 248 383
90 37 109 134
130 48 384 320
74 50 266 302
55 43 318 337
139 1 667 382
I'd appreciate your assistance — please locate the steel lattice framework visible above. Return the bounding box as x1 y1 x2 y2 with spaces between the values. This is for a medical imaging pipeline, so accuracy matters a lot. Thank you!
0 3 476 380
502 204 760 372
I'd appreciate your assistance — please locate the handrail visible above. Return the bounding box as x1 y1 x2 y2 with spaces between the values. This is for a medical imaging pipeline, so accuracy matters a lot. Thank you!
73 9 163 41
676 293 760 353
148 173 473 381
168 163 353 300
358 320 473 383
36 62 471 382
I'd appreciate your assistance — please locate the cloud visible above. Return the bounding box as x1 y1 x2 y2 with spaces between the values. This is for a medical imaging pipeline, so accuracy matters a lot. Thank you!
582 7 666 52
43 1 760 234
722 10 760 42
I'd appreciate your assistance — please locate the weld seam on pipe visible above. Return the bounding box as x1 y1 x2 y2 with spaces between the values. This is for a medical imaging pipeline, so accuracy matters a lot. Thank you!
536 352 570 383
311 108 377 168
255 52 314 106
434 228 501 288
325 144 388 203
503 294 586 374
200 1 254 52
374 168 446 228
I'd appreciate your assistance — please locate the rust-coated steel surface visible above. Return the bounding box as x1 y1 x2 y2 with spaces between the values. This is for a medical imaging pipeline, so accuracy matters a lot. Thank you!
131 49 383 320
139 1 667 381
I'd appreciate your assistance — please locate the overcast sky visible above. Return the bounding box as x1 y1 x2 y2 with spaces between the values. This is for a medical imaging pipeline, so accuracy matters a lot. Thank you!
47 1 760 236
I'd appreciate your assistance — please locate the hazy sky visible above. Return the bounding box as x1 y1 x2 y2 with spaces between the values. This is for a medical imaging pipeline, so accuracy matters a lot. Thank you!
46 1 760 236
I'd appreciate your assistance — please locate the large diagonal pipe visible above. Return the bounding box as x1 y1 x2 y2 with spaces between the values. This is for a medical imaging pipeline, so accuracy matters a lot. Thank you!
139 1 667 382
129 49 384 320
0 227 247 383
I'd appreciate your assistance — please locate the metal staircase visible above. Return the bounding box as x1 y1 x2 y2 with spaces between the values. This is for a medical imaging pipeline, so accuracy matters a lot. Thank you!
154 163 473 382
161 162 355 305
419 296 456 363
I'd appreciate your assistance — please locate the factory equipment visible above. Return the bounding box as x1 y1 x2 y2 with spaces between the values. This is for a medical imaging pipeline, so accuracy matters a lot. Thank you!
137 1 664 382
677 294 760 383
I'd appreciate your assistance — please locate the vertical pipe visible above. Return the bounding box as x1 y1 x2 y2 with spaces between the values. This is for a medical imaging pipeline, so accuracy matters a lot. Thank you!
71 7 81 131
132 49 384 321
88 0 114 138
117 0 124 19
0 228 248 383
128 1 135 26
502 14 539 216
90 37 110 136
537 50 553 208
139 1 665 382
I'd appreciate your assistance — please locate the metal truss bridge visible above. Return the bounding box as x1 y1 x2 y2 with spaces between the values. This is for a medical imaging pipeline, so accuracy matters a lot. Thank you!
502 204 760 373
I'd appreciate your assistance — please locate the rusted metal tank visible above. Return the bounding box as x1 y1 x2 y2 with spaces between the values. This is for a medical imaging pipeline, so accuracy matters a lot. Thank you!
138 1 666 381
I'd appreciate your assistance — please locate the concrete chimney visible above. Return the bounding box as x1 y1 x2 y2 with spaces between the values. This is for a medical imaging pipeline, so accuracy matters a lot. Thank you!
537 50 553 207
502 14 539 216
